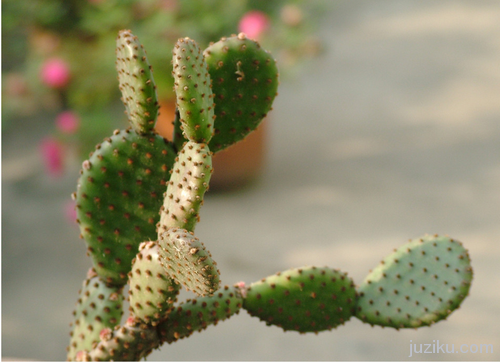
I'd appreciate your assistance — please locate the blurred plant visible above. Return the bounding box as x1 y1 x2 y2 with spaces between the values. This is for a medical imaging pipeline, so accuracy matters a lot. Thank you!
3 0 327 177
40 137 65 177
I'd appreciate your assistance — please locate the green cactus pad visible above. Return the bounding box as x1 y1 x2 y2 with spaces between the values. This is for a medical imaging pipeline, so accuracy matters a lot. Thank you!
75 128 176 286
243 266 357 333
158 227 220 296
157 284 244 344
172 38 215 143
116 30 159 135
356 234 473 329
87 317 159 361
158 141 212 233
204 33 279 152
67 269 124 361
128 241 180 325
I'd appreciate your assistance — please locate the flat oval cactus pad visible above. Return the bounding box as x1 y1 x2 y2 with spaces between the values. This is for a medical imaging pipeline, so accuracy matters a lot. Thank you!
204 33 279 152
75 129 176 286
356 234 473 328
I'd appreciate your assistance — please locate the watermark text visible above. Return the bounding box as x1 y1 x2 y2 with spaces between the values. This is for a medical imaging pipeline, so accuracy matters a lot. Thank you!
409 340 493 357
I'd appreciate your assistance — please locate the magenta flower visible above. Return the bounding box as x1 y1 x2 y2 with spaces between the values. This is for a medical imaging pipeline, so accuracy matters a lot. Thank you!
40 138 64 176
56 111 80 134
40 58 71 88
238 11 270 40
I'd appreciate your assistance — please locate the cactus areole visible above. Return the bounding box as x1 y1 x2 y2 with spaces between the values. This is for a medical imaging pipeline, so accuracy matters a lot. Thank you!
67 30 473 361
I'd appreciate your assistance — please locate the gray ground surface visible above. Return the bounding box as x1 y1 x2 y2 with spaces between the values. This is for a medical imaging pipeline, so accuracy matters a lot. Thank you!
3 1 499 360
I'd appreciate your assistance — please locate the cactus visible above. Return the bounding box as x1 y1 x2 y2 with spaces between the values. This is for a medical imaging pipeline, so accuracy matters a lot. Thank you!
355 234 473 329
66 30 473 360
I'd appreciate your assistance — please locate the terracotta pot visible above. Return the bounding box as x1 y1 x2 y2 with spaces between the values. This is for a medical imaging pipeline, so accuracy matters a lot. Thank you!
156 100 267 191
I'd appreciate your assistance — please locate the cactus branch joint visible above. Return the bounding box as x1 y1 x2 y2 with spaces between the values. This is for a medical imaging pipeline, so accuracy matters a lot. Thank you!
67 30 473 361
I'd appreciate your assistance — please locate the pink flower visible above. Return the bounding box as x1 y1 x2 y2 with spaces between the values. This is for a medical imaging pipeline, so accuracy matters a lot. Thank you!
40 138 64 176
238 11 270 40
40 58 71 88
56 111 80 134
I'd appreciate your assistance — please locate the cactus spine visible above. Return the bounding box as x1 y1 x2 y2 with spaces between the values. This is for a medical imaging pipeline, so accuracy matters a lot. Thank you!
67 30 473 361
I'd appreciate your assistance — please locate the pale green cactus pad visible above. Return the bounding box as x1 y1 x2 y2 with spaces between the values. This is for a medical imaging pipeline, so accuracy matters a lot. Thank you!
158 141 212 234
356 234 473 329
158 227 220 296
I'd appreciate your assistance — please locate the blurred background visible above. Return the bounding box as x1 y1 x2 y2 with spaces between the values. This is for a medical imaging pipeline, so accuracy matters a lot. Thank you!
2 0 500 360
